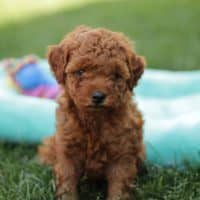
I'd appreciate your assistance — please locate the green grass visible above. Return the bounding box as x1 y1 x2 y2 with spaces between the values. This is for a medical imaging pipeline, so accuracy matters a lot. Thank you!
0 0 200 70
0 0 200 199
0 143 199 200
0 0 96 26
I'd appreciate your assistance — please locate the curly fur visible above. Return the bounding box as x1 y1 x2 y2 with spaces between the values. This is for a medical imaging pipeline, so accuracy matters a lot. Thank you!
38 26 146 200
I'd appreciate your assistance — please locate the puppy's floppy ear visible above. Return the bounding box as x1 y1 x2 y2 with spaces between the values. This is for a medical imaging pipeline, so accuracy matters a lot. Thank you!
48 45 68 84
128 54 146 91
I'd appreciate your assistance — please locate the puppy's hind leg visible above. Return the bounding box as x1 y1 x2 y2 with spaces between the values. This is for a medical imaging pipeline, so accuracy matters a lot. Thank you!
137 144 148 177
38 136 56 166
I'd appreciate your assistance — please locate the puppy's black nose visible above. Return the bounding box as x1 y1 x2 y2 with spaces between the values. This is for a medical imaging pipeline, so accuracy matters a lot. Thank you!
92 91 106 105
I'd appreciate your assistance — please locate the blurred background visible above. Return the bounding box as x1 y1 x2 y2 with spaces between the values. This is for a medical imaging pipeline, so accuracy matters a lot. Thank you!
0 1 200 200
0 0 199 70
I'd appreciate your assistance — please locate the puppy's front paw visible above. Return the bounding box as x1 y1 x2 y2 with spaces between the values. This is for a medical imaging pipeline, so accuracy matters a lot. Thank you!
56 191 78 200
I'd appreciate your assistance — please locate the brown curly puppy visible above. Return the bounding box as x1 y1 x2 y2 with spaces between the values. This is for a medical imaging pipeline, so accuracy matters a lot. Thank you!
38 26 146 200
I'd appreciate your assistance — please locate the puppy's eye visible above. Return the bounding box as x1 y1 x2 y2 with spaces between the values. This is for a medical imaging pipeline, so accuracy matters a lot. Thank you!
114 73 122 80
74 69 84 77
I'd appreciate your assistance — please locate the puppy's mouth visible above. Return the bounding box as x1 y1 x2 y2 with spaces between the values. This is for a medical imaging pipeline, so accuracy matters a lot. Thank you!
87 104 107 110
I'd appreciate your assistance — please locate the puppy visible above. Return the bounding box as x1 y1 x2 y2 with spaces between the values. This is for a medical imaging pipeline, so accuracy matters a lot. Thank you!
38 26 146 200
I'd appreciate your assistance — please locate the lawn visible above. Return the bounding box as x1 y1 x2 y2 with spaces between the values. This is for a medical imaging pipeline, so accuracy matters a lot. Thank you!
0 143 199 200
0 0 199 199
0 0 200 70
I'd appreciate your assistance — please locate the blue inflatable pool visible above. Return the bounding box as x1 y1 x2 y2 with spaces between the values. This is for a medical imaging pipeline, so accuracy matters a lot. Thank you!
0 60 200 166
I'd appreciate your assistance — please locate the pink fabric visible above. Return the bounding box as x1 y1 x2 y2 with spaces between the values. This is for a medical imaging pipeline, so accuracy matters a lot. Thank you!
22 85 59 99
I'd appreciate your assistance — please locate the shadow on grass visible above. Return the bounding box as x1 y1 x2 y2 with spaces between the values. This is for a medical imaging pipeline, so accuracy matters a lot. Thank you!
0 0 199 70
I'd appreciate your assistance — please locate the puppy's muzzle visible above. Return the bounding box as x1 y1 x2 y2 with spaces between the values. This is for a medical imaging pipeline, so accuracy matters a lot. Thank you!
92 91 106 105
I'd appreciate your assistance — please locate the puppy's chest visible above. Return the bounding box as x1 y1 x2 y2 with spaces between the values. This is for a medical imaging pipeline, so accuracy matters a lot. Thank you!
84 133 108 177
83 128 135 177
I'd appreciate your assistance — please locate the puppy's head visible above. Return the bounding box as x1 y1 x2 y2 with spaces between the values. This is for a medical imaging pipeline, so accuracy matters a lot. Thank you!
48 26 145 110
